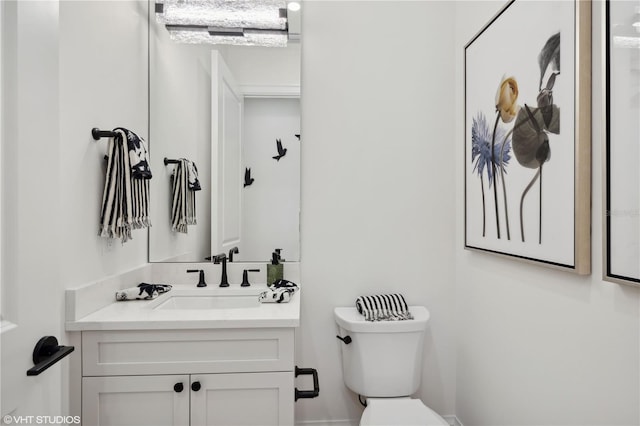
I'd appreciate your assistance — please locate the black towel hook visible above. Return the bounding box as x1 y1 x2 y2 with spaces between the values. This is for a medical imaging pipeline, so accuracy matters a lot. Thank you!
91 128 117 141
164 157 180 166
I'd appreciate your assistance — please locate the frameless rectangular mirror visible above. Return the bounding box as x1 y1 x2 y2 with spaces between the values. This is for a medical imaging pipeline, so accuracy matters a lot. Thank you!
148 1 301 263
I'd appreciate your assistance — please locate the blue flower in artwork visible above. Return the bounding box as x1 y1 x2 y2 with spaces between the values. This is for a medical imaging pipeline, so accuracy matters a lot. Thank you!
496 131 512 173
471 112 511 187
471 111 513 239
471 112 493 184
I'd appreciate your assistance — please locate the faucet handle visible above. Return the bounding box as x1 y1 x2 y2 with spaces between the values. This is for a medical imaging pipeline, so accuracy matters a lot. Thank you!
241 269 260 287
212 254 230 287
228 247 239 262
186 269 207 287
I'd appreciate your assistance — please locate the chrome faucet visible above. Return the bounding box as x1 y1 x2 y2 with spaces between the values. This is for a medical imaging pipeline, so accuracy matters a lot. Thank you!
212 254 229 287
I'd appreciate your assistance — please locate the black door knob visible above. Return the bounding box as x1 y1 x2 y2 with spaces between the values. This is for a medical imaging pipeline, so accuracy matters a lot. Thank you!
191 381 201 392
174 382 184 393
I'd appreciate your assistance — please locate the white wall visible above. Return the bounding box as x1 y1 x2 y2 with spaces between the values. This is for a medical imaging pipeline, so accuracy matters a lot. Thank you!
59 0 149 288
226 43 301 93
454 2 640 425
299 1 457 423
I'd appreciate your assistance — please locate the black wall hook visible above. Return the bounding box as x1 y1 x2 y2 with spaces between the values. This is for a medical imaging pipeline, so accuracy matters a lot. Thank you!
164 157 180 166
91 128 117 141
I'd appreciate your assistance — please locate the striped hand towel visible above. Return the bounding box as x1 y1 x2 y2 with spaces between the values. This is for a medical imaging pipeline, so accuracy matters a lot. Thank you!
171 159 198 233
355 294 414 321
99 129 151 242
186 160 201 191
115 127 152 179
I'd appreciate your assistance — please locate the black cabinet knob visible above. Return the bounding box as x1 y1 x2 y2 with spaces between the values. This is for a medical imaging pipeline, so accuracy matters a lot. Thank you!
174 383 184 393
191 381 201 392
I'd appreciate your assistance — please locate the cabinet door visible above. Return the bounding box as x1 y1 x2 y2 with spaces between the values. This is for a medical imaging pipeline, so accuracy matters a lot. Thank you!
190 372 294 426
83 375 190 426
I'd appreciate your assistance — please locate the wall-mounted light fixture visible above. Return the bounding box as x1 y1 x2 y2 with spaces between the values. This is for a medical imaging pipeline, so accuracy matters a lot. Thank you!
287 2 300 12
155 0 299 47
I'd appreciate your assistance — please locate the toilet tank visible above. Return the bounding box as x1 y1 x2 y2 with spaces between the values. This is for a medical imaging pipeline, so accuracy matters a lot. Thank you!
334 306 429 398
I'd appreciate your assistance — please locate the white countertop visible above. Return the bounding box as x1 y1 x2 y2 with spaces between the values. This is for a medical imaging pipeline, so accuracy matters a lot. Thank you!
66 284 300 331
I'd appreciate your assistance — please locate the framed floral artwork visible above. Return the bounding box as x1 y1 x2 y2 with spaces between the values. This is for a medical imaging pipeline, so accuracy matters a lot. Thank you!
604 0 640 286
464 0 591 274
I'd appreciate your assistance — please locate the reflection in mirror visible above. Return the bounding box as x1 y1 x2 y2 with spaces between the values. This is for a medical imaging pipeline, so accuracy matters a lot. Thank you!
148 2 301 263
605 0 640 284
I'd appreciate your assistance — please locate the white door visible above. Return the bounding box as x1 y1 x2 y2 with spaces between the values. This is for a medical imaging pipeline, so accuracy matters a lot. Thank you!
190 372 294 426
1 1 69 418
211 51 243 257
82 375 190 426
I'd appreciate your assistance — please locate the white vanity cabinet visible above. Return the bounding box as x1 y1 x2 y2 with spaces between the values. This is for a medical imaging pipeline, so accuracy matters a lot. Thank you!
82 375 190 426
79 328 295 426
190 372 293 425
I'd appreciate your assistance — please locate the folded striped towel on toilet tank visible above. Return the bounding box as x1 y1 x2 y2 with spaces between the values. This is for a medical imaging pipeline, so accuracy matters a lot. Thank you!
355 294 414 321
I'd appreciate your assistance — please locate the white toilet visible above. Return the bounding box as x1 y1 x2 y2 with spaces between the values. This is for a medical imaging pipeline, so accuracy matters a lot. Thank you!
334 305 448 426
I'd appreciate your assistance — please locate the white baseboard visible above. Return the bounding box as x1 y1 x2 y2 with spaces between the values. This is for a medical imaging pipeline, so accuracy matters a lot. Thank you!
296 420 357 426
296 416 462 426
442 414 463 426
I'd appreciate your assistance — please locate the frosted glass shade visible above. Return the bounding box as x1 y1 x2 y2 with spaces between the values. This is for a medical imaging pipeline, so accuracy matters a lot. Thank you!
167 27 288 47
157 0 287 29
156 0 289 46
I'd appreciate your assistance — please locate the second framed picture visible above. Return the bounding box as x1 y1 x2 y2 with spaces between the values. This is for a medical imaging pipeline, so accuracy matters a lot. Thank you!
604 0 640 286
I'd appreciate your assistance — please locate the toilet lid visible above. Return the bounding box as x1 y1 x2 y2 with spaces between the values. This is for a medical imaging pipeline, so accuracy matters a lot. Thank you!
360 398 449 426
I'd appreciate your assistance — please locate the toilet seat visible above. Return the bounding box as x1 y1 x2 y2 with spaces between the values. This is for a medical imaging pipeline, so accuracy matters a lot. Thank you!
360 398 449 426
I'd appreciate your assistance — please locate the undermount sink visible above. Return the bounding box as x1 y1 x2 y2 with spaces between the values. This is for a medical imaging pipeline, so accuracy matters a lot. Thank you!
152 289 262 310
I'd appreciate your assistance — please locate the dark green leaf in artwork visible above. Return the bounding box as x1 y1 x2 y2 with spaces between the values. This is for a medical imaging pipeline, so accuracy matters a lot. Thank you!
542 104 553 129
537 32 560 91
543 104 559 134
537 72 560 127
546 72 558 90
512 104 558 169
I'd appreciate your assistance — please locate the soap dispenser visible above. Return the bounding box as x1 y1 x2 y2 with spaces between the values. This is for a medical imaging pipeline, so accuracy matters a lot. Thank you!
267 249 284 286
